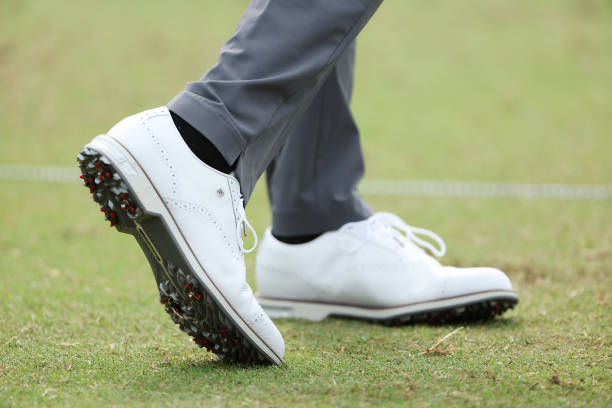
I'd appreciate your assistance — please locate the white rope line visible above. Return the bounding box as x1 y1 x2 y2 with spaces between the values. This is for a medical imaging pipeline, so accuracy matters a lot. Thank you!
0 164 610 201
0 165 80 183
360 179 612 201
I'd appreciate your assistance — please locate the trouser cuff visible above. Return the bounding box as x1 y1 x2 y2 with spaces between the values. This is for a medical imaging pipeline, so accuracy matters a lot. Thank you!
167 91 244 166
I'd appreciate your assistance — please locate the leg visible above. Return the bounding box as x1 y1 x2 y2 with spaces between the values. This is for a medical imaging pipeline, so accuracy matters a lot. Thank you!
79 0 384 366
267 42 373 237
254 26 518 321
169 0 384 202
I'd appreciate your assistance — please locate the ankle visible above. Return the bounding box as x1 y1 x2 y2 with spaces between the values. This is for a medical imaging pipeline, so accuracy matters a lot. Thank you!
272 232 322 245
169 110 235 174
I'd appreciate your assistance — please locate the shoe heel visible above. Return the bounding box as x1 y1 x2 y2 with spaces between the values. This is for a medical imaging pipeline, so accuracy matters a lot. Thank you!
257 297 330 321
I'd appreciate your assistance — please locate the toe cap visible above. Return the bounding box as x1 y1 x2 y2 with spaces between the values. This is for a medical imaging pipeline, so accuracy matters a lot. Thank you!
247 305 285 364
439 266 514 297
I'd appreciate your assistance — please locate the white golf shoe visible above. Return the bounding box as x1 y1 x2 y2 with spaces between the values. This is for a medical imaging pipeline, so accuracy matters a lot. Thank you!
256 213 518 323
77 107 284 365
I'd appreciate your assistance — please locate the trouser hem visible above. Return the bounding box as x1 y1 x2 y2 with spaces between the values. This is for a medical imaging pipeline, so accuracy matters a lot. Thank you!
167 91 244 165
271 199 372 236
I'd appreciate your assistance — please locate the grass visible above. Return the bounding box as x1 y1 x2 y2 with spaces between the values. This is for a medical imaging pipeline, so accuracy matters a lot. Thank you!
1 1 611 406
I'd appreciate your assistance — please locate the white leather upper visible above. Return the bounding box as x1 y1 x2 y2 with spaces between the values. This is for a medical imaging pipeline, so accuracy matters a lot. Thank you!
107 107 284 359
256 215 513 308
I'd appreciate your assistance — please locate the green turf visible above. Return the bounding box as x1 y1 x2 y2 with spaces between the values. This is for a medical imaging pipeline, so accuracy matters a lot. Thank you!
1 1 611 407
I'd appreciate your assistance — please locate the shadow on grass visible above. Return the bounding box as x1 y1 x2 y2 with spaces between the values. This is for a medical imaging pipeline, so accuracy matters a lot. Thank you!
311 314 523 330
140 316 524 374
174 357 279 372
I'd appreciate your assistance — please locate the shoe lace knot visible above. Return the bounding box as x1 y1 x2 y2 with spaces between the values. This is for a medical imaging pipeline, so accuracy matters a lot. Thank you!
235 197 258 253
340 212 446 258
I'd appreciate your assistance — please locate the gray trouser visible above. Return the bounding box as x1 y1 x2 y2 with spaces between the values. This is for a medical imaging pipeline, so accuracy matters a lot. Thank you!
168 0 382 236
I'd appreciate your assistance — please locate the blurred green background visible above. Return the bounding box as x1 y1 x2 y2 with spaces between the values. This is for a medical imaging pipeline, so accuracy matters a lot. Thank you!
1 1 611 407
1 0 610 183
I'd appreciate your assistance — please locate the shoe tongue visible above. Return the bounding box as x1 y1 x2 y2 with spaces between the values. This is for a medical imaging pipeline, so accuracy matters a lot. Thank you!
368 220 408 249
373 220 438 261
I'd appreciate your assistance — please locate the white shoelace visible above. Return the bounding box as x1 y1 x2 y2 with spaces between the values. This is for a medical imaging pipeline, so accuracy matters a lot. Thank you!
340 212 446 257
235 197 258 253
